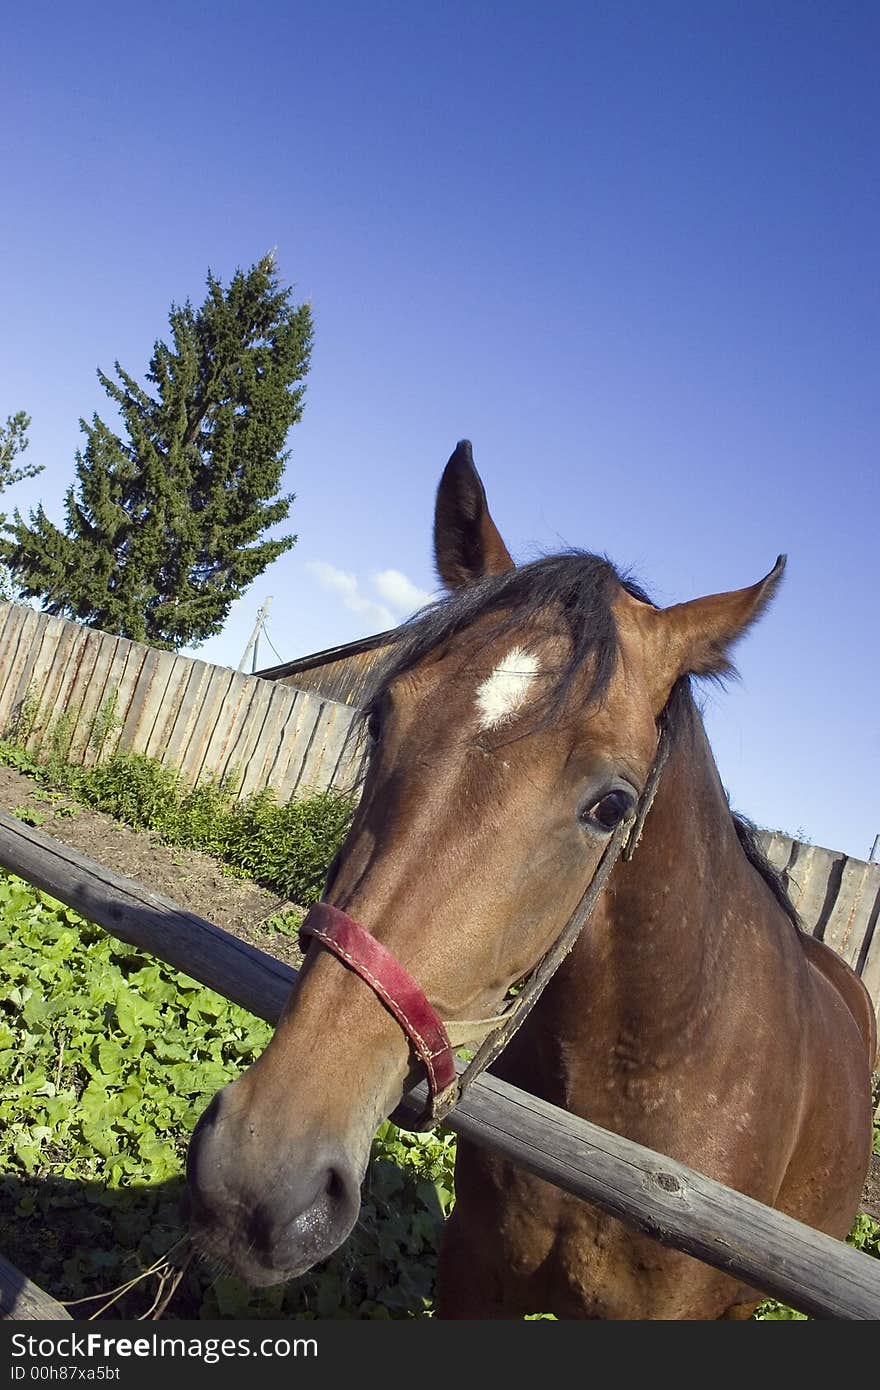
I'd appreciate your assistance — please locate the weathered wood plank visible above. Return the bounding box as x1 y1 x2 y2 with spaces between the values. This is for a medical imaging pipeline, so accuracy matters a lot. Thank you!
0 812 877 1320
49 623 97 757
141 653 188 763
25 618 79 751
64 626 110 759
300 699 353 795
0 1254 71 1320
824 858 875 969
106 638 148 757
786 841 820 929
119 647 177 761
181 667 236 785
79 635 124 766
195 669 252 787
163 660 214 773
0 606 36 733
254 687 312 794
760 830 793 875
220 677 277 796
289 700 339 798
329 714 367 794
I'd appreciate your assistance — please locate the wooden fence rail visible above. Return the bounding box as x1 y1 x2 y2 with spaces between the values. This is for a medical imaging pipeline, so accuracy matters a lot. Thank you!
0 1255 71 1320
0 811 878 1319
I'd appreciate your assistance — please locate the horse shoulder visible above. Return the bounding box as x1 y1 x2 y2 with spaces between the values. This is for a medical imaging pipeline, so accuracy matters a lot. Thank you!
798 932 877 1069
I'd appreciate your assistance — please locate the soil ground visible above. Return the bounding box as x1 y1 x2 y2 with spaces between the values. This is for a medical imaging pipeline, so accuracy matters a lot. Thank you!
0 763 304 969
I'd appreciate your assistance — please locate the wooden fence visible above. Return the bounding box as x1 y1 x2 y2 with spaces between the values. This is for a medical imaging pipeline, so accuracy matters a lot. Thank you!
0 811 878 1320
0 603 365 801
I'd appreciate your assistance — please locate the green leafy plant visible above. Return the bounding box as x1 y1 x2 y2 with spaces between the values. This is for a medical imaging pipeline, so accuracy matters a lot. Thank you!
45 711 77 780
262 909 306 939
6 683 42 749
0 739 41 776
88 690 121 761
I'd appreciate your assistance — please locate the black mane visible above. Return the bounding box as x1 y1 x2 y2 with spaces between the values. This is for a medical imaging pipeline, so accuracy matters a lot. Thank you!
373 551 644 718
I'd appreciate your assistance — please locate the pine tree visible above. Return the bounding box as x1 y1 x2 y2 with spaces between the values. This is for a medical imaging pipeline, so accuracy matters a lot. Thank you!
0 411 41 505
1 257 312 649
0 410 42 601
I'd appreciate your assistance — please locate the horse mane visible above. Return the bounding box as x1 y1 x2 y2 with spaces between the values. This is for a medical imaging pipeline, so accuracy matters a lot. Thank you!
372 551 638 718
731 811 802 930
369 551 800 929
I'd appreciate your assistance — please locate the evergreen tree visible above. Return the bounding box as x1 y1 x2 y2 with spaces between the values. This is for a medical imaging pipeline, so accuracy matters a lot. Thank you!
1 257 312 648
0 411 41 505
0 411 41 601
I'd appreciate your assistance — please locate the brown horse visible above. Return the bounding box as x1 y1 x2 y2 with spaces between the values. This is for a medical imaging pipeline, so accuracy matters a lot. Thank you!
187 441 876 1318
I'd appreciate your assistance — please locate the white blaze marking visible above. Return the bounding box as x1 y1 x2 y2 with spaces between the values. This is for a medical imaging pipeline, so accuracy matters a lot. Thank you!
475 647 540 730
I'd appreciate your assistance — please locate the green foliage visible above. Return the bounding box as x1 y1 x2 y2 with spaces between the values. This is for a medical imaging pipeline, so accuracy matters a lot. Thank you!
46 710 77 776
1 258 313 650
753 1300 809 1320
74 752 184 831
0 411 41 500
216 786 355 903
88 690 121 760
6 682 42 748
262 908 305 938
0 410 42 602
0 740 41 775
0 873 453 1318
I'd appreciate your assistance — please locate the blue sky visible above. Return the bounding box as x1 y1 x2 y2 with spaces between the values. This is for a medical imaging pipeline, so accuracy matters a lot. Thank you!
2 2 877 859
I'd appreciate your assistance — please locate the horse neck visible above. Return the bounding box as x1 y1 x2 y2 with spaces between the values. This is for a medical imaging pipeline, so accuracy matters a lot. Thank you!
548 694 764 1062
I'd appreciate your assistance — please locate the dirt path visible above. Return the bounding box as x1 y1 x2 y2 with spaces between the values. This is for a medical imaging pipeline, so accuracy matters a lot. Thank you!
0 765 304 968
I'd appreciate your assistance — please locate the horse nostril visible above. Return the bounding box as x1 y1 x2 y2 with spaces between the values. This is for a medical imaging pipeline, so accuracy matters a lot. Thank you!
325 1167 346 1204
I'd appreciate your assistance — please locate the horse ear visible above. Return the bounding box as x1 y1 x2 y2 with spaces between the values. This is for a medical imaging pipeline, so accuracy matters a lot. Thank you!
434 441 515 590
655 555 786 683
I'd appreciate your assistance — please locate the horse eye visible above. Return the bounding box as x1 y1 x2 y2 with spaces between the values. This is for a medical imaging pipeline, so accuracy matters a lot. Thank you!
582 788 635 832
366 708 382 743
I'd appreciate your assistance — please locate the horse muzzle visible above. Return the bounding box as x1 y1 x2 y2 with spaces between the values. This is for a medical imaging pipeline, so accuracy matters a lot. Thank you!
185 1085 363 1285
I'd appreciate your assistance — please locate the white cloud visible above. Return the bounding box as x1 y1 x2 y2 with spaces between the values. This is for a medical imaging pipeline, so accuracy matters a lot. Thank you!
372 568 432 615
307 562 435 633
307 561 396 630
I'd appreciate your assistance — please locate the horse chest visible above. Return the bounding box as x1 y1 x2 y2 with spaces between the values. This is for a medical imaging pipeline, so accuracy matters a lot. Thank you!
441 1140 749 1319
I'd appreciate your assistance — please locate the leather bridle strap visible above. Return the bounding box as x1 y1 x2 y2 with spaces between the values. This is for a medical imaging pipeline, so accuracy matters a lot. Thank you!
299 902 461 1113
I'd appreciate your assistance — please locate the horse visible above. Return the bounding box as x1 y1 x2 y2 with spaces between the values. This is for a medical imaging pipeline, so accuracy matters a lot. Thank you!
186 441 876 1318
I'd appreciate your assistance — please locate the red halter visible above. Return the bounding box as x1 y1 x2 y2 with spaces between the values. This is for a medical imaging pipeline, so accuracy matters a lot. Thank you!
299 902 459 1103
